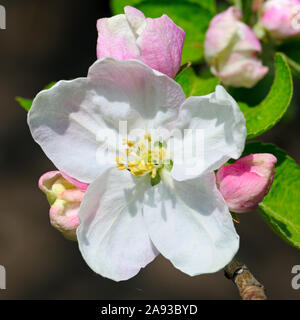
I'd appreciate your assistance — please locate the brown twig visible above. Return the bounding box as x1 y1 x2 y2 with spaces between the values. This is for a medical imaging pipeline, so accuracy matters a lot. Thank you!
224 258 267 300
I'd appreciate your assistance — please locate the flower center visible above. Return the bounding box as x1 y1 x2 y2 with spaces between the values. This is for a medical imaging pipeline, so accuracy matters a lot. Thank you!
116 133 172 180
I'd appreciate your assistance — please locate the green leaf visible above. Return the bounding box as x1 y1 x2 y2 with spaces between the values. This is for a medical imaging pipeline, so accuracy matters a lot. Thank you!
186 0 215 13
278 39 300 65
15 97 33 111
43 82 56 90
283 54 300 78
110 0 139 14
110 0 215 14
238 53 293 139
16 82 56 112
243 141 300 250
175 66 220 97
136 0 213 63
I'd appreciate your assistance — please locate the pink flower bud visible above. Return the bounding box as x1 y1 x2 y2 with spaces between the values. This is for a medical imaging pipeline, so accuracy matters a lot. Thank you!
216 154 277 213
39 171 88 241
204 7 268 88
96 6 185 78
261 0 300 39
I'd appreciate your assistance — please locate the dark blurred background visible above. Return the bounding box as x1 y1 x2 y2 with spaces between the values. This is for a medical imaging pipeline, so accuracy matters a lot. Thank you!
0 0 299 300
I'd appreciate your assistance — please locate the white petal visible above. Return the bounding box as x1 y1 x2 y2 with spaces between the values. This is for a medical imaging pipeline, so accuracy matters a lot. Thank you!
88 58 186 133
77 168 158 281
170 85 246 181
28 58 186 183
28 78 129 183
143 170 239 276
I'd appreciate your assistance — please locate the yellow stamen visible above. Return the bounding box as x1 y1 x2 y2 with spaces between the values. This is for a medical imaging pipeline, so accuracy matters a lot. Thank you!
117 163 127 170
138 140 146 150
122 138 135 148
144 133 151 142
116 134 169 182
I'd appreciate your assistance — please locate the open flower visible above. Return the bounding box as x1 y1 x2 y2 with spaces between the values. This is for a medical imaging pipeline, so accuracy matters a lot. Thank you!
28 58 246 281
204 6 268 88
39 171 88 241
261 0 300 39
217 154 277 213
97 6 185 78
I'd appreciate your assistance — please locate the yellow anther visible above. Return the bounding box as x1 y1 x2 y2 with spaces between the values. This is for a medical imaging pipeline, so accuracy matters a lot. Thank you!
147 163 154 170
116 156 123 163
116 134 169 183
139 160 146 169
144 133 152 142
128 160 137 167
122 138 135 147
138 140 146 150
117 163 127 170
125 149 132 157
128 141 135 148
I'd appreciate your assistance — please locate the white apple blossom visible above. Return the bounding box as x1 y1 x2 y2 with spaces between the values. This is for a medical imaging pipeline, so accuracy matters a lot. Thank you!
28 58 246 281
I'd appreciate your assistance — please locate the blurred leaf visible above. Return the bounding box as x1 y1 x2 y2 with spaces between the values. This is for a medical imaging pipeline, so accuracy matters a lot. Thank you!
278 38 300 64
188 0 215 13
241 0 253 24
16 82 56 112
175 66 220 96
111 0 215 14
136 0 213 63
283 54 300 78
110 0 139 14
43 82 56 90
15 97 32 111
243 141 300 250
238 53 293 139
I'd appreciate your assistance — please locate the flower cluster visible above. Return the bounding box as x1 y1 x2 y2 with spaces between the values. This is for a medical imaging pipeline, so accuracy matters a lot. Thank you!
29 6 278 281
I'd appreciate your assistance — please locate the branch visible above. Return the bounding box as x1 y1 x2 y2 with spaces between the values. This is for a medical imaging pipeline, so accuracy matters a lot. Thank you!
224 258 267 300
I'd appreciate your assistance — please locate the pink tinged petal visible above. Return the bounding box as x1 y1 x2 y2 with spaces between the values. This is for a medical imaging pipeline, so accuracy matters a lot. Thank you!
205 6 267 88
38 171 62 195
217 153 277 213
50 204 80 241
77 168 159 281
59 189 85 202
216 53 269 88
205 7 242 63
38 171 87 241
143 171 239 276
234 23 262 53
60 172 88 191
261 0 300 39
88 58 186 130
96 6 184 78
137 14 185 78
96 15 140 61
124 6 146 30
